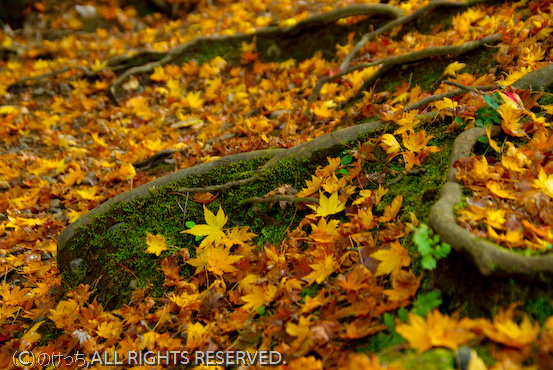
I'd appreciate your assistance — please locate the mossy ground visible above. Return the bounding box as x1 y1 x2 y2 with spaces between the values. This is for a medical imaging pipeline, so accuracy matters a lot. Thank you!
56 3 552 363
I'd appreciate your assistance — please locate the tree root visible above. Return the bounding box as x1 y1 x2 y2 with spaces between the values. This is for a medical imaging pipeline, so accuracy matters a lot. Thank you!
58 64 553 280
6 4 402 97
105 3 404 104
306 34 502 115
339 0 490 71
8 65 100 92
352 34 502 101
403 84 497 111
429 127 553 277
133 133 236 171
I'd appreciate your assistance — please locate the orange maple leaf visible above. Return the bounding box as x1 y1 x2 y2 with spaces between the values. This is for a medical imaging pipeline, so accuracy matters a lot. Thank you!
192 192 218 204
206 247 243 276
377 195 403 223
305 253 339 285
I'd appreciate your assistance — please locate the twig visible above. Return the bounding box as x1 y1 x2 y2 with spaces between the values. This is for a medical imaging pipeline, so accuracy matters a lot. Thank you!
403 84 498 112
241 195 319 205
387 168 427 186
133 133 236 171
177 174 261 193
441 80 479 92
7 65 100 91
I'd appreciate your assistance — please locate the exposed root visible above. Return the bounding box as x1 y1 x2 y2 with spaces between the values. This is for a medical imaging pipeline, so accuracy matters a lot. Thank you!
107 3 404 104
429 127 553 277
306 34 502 115
8 65 100 92
403 84 497 111
133 133 237 171
352 34 502 101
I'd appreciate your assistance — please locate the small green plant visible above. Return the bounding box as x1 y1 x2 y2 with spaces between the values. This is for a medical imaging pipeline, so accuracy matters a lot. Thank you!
412 223 451 270
411 291 442 317
475 92 502 128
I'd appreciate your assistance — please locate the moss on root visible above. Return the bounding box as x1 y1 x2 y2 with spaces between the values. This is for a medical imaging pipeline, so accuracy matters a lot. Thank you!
62 116 458 309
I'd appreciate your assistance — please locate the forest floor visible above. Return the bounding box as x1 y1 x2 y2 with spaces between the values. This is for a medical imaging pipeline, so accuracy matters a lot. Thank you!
1 0 553 369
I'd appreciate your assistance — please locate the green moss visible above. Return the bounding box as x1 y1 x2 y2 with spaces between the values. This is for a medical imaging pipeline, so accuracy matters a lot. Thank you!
300 283 324 301
36 320 64 347
64 114 459 309
525 295 553 325
64 154 323 307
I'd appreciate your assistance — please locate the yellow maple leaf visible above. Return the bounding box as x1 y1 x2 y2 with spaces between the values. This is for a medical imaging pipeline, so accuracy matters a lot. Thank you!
19 321 43 350
150 65 170 82
186 248 208 275
307 191 345 217
378 195 403 223
372 240 411 276
168 291 201 308
435 97 458 111
499 103 525 137
485 126 501 152
444 61 466 77
207 247 243 275
312 101 337 119
469 155 489 181
74 186 102 201
187 91 204 110
91 132 109 148
241 284 277 312
97 321 122 339
90 59 108 73
533 168 553 197
305 253 339 284
118 161 136 180
396 310 476 353
486 181 517 200
183 205 228 247
402 130 434 153
145 232 168 256
481 304 539 348
380 134 401 155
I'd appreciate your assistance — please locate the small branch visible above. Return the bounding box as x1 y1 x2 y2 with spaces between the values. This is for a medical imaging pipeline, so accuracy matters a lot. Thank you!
387 168 427 186
133 133 237 171
7 65 100 91
441 80 479 92
403 84 498 112
176 174 261 193
241 195 319 205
